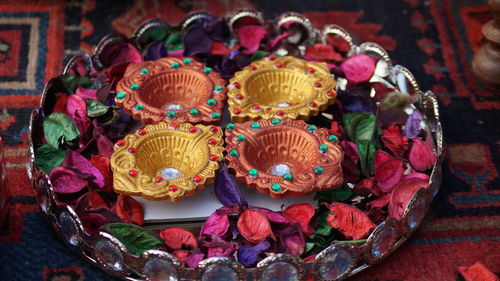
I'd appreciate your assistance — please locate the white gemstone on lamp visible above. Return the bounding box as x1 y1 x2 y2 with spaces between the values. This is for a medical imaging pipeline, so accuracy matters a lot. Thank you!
271 164 291 176
161 168 182 180
164 104 183 110
276 103 290 107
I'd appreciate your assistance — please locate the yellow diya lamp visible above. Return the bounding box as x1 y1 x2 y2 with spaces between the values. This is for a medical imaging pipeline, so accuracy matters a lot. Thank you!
224 118 343 199
115 57 226 125
110 121 224 202
227 56 336 122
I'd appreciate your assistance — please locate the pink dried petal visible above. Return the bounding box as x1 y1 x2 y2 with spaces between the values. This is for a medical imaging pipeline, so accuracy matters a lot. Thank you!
403 172 430 181
50 166 88 194
326 202 376 240
66 94 87 121
237 25 268 54
374 150 405 193
283 203 315 235
409 138 436 171
63 149 105 188
200 211 230 237
184 253 205 269
388 178 429 220
76 87 98 100
341 54 376 84
340 140 359 164
252 207 289 224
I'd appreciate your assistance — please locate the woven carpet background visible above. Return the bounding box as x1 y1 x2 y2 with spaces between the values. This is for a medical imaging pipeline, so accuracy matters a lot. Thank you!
0 0 499 280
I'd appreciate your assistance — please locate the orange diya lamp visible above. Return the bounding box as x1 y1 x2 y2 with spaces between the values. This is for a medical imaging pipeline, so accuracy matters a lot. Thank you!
110 122 224 201
115 57 226 125
227 56 337 122
225 118 343 199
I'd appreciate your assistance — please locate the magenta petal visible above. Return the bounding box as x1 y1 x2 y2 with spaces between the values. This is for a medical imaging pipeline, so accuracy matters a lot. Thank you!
374 150 405 192
251 206 289 224
404 172 430 181
409 138 436 171
341 54 376 84
50 166 88 194
184 253 205 269
96 135 114 158
200 234 239 258
389 178 429 220
237 25 267 54
200 211 230 237
101 43 142 67
341 140 360 164
63 149 105 188
66 94 87 120
76 87 97 100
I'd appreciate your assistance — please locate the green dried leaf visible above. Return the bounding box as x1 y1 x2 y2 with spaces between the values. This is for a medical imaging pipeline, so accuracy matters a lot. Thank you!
34 144 66 174
165 33 184 51
357 140 377 177
59 74 92 93
380 91 410 111
313 211 333 237
43 113 80 149
344 113 378 176
102 223 163 256
315 185 354 203
86 99 109 118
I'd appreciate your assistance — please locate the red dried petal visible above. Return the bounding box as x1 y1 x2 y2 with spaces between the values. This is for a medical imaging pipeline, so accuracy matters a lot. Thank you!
341 54 376 84
200 211 230 237
367 193 390 208
305 43 343 61
90 155 113 193
326 202 376 240
52 94 69 114
458 262 499 281
237 209 274 244
283 203 315 235
172 250 191 264
160 227 198 251
388 178 429 220
409 138 436 171
113 195 144 225
374 150 405 193
210 40 232 55
381 125 409 158
354 177 382 197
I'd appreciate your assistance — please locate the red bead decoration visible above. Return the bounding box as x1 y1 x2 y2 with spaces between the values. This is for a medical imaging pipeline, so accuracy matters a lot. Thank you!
116 140 125 147
169 185 179 192
193 175 203 183
235 93 245 100
129 169 138 177
252 104 261 111
309 101 318 107
327 90 337 98
209 154 219 161
268 54 276 60
137 129 147 136
233 82 241 89
170 122 180 129
189 126 198 133
210 126 219 133
307 67 316 73
276 110 285 116
275 62 284 68
233 108 242 114
208 138 217 145
249 64 257 70
155 176 164 183
128 147 137 154
314 82 322 87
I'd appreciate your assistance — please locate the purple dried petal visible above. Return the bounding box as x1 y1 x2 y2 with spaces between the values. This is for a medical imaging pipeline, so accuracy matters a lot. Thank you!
251 206 289 224
338 86 375 114
145 40 168 61
340 140 360 164
63 149 105 188
200 211 230 237
276 223 305 256
96 134 114 158
183 24 212 56
50 166 89 194
204 17 230 42
404 110 423 138
199 234 239 258
237 240 271 267
214 167 246 206
101 43 142 67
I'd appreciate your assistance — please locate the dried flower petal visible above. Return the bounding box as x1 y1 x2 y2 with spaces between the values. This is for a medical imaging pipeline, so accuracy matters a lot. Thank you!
458 262 499 281
354 177 382 197
283 203 315 235
388 178 429 220
277 223 305 256
341 54 376 84
237 25 267 54
214 168 246 206
63 149 105 188
381 125 409 158
185 253 205 269
408 138 436 171
199 234 239 258
113 195 144 225
102 223 163 256
237 240 271 267
237 209 274 244
200 211 230 237
100 43 142 67
160 227 198 251
374 150 405 193
252 207 289 224
340 141 359 164
305 43 343 62
145 40 168 61
50 166 88 194
326 202 376 240
90 155 113 193
404 110 423 139
76 87 97 100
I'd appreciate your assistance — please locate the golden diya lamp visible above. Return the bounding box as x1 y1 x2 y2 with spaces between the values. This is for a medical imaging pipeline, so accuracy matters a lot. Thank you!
225 118 343 199
110 121 224 202
115 57 227 125
227 56 336 122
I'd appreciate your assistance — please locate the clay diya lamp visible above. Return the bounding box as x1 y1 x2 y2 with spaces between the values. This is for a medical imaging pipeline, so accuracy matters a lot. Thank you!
227 56 336 122
115 57 226 125
225 118 343 199
110 122 224 202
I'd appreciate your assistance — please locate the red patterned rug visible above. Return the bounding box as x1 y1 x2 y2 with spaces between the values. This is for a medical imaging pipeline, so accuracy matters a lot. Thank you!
0 0 498 280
